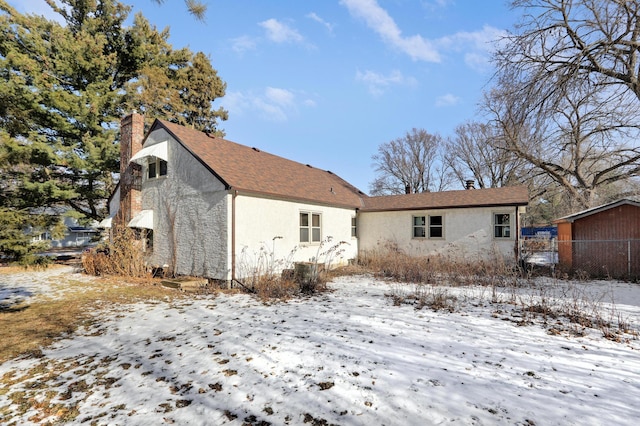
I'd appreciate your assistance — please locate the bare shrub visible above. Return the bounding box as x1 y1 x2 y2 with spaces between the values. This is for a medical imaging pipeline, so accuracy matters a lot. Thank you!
359 242 518 287
251 273 299 301
82 226 148 278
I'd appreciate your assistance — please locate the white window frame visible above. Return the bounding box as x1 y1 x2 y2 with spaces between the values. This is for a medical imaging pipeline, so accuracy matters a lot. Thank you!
147 158 168 179
493 212 512 239
351 216 357 238
300 211 322 243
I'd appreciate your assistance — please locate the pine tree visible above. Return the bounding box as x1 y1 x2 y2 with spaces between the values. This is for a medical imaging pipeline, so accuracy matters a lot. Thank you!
0 0 227 260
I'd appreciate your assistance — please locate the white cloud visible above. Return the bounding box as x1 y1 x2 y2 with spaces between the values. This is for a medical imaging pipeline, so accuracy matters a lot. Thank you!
265 87 295 107
435 93 460 107
230 35 258 54
306 12 335 34
355 69 417 96
259 18 304 44
436 25 505 72
340 0 440 62
341 1 505 73
224 88 315 122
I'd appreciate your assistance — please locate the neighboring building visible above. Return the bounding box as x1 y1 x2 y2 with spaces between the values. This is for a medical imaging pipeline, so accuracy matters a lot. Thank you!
107 113 529 282
32 216 99 248
554 199 640 280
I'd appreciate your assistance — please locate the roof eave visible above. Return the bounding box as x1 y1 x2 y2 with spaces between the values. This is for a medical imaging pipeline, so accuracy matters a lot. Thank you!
361 201 528 213
233 187 363 210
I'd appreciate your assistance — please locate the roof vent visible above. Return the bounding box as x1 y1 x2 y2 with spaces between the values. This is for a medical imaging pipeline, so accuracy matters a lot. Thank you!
306 164 313 168
326 170 334 175
252 147 260 152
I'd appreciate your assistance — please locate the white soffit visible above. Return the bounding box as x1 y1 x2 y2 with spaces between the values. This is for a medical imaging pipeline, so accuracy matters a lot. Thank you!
130 141 168 165
127 209 154 229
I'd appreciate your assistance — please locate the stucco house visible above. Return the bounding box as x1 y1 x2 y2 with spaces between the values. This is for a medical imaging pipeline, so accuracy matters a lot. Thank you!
554 199 640 279
359 188 528 262
108 113 528 282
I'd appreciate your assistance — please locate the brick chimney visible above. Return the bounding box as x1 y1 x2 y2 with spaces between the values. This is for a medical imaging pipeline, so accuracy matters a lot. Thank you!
116 113 144 226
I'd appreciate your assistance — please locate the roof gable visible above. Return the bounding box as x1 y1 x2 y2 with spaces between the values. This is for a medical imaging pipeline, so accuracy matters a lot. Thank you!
151 120 366 208
361 186 529 212
554 199 640 223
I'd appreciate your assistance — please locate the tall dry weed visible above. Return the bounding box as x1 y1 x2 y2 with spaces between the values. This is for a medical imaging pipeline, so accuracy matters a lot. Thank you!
82 226 148 278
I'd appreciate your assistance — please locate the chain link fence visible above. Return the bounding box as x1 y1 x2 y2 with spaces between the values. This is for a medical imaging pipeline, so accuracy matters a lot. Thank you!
521 237 640 280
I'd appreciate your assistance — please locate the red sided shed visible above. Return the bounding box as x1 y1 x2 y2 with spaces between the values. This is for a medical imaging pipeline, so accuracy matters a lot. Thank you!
553 199 640 280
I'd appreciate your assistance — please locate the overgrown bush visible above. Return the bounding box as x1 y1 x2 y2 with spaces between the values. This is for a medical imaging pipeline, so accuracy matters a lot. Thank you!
82 226 148 278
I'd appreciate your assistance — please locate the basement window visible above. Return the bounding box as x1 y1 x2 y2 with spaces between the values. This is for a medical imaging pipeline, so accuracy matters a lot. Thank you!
300 212 321 243
494 213 512 238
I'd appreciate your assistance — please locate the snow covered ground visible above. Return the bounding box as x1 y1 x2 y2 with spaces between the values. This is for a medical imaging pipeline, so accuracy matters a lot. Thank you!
1 268 639 425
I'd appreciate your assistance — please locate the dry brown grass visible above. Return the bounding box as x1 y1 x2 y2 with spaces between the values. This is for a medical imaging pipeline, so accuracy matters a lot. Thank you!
0 264 69 275
0 276 181 364
358 243 518 287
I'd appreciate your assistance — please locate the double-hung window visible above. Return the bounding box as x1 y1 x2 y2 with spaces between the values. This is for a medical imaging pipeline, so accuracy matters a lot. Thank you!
300 212 321 243
351 217 357 238
494 213 511 238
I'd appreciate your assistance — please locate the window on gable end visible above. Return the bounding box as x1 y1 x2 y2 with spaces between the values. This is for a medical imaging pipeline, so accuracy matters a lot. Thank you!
148 158 167 179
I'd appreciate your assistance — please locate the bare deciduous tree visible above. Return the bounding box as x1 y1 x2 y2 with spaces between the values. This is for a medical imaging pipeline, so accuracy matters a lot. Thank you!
445 122 527 189
484 78 640 209
369 128 452 195
487 0 640 209
498 0 640 103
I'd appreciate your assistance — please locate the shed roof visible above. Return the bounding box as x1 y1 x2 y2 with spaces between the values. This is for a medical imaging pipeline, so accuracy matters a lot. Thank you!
152 119 366 209
553 199 640 224
361 186 529 212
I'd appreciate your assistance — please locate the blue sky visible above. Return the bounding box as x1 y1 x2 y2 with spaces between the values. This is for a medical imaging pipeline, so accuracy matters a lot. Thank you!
12 0 519 193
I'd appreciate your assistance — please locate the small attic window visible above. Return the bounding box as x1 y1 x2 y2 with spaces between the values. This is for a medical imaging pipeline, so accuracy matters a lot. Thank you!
148 158 167 179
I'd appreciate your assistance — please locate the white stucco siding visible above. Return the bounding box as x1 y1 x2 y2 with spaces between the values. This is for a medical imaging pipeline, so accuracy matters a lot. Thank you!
358 206 523 262
233 195 357 277
141 129 230 280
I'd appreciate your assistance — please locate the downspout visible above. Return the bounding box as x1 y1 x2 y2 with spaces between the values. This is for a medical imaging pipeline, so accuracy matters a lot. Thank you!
231 189 237 284
515 206 520 264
